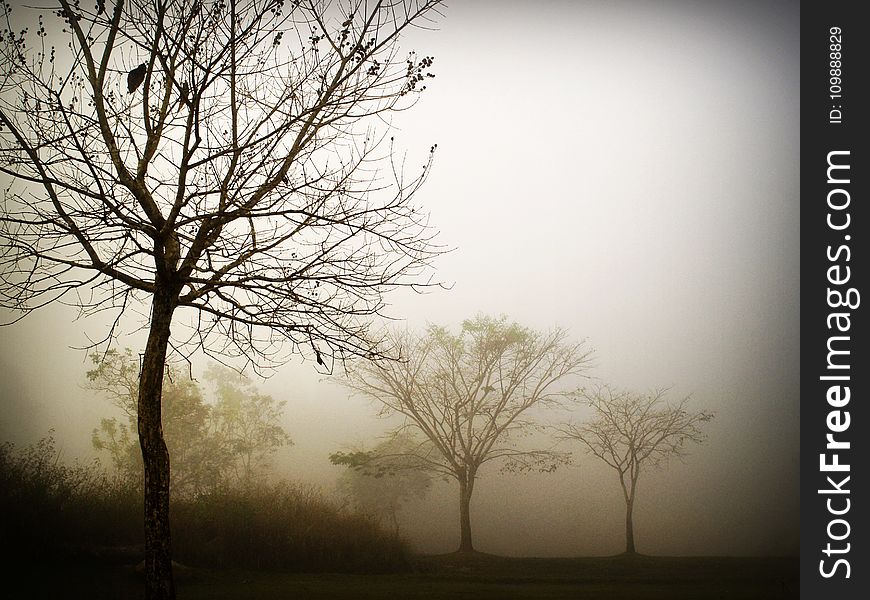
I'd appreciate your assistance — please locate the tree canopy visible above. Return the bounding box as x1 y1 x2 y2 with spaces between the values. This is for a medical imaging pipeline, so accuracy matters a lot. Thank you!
0 0 444 368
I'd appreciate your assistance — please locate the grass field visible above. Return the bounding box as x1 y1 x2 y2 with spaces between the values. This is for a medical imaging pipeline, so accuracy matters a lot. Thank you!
7 553 798 599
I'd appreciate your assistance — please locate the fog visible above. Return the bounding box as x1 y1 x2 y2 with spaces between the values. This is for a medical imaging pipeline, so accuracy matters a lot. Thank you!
0 0 798 558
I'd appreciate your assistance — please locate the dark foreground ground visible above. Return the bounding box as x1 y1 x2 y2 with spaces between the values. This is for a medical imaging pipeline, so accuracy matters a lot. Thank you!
3 553 798 599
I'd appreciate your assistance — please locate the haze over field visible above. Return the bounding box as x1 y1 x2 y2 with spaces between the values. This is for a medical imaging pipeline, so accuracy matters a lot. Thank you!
0 0 798 558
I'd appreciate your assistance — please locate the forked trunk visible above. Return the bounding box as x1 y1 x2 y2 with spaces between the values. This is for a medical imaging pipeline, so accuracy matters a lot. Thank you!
138 290 177 600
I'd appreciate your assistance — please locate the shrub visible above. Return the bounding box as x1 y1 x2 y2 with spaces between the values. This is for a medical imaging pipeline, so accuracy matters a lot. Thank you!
1 433 410 572
172 481 410 571
0 433 141 558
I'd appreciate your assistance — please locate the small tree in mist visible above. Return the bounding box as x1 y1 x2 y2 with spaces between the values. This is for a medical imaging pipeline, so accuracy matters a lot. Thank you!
559 385 714 555
1 1 443 595
332 432 432 535
204 363 291 487
338 315 593 553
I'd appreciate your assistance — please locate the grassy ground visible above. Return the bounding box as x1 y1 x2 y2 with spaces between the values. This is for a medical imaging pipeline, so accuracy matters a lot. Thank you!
3 553 798 599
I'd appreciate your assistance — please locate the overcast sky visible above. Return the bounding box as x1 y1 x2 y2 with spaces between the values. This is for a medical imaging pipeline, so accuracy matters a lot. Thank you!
0 0 799 556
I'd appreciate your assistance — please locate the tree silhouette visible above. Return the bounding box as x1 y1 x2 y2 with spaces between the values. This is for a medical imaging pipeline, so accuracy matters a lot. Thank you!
339 315 593 553
559 385 714 554
0 1 444 596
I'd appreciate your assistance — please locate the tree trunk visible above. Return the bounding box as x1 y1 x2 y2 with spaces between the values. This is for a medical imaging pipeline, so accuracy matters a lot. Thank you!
138 290 177 600
625 497 636 554
457 473 474 553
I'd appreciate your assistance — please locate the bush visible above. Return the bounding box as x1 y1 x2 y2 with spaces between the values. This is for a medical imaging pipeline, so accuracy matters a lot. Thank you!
172 482 410 572
1 433 410 572
0 433 141 558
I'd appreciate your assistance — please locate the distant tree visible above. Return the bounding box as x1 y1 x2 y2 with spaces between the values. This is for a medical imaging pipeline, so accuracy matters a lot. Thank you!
559 385 714 554
88 350 290 495
0 0 444 594
204 363 291 486
332 432 432 534
340 315 593 552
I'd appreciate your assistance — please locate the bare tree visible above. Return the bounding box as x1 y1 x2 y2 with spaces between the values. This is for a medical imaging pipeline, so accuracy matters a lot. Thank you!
0 0 444 596
340 315 593 553
559 385 714 555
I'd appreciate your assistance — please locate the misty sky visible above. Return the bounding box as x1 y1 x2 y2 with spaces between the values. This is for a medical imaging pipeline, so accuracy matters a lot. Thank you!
0 0 799 556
